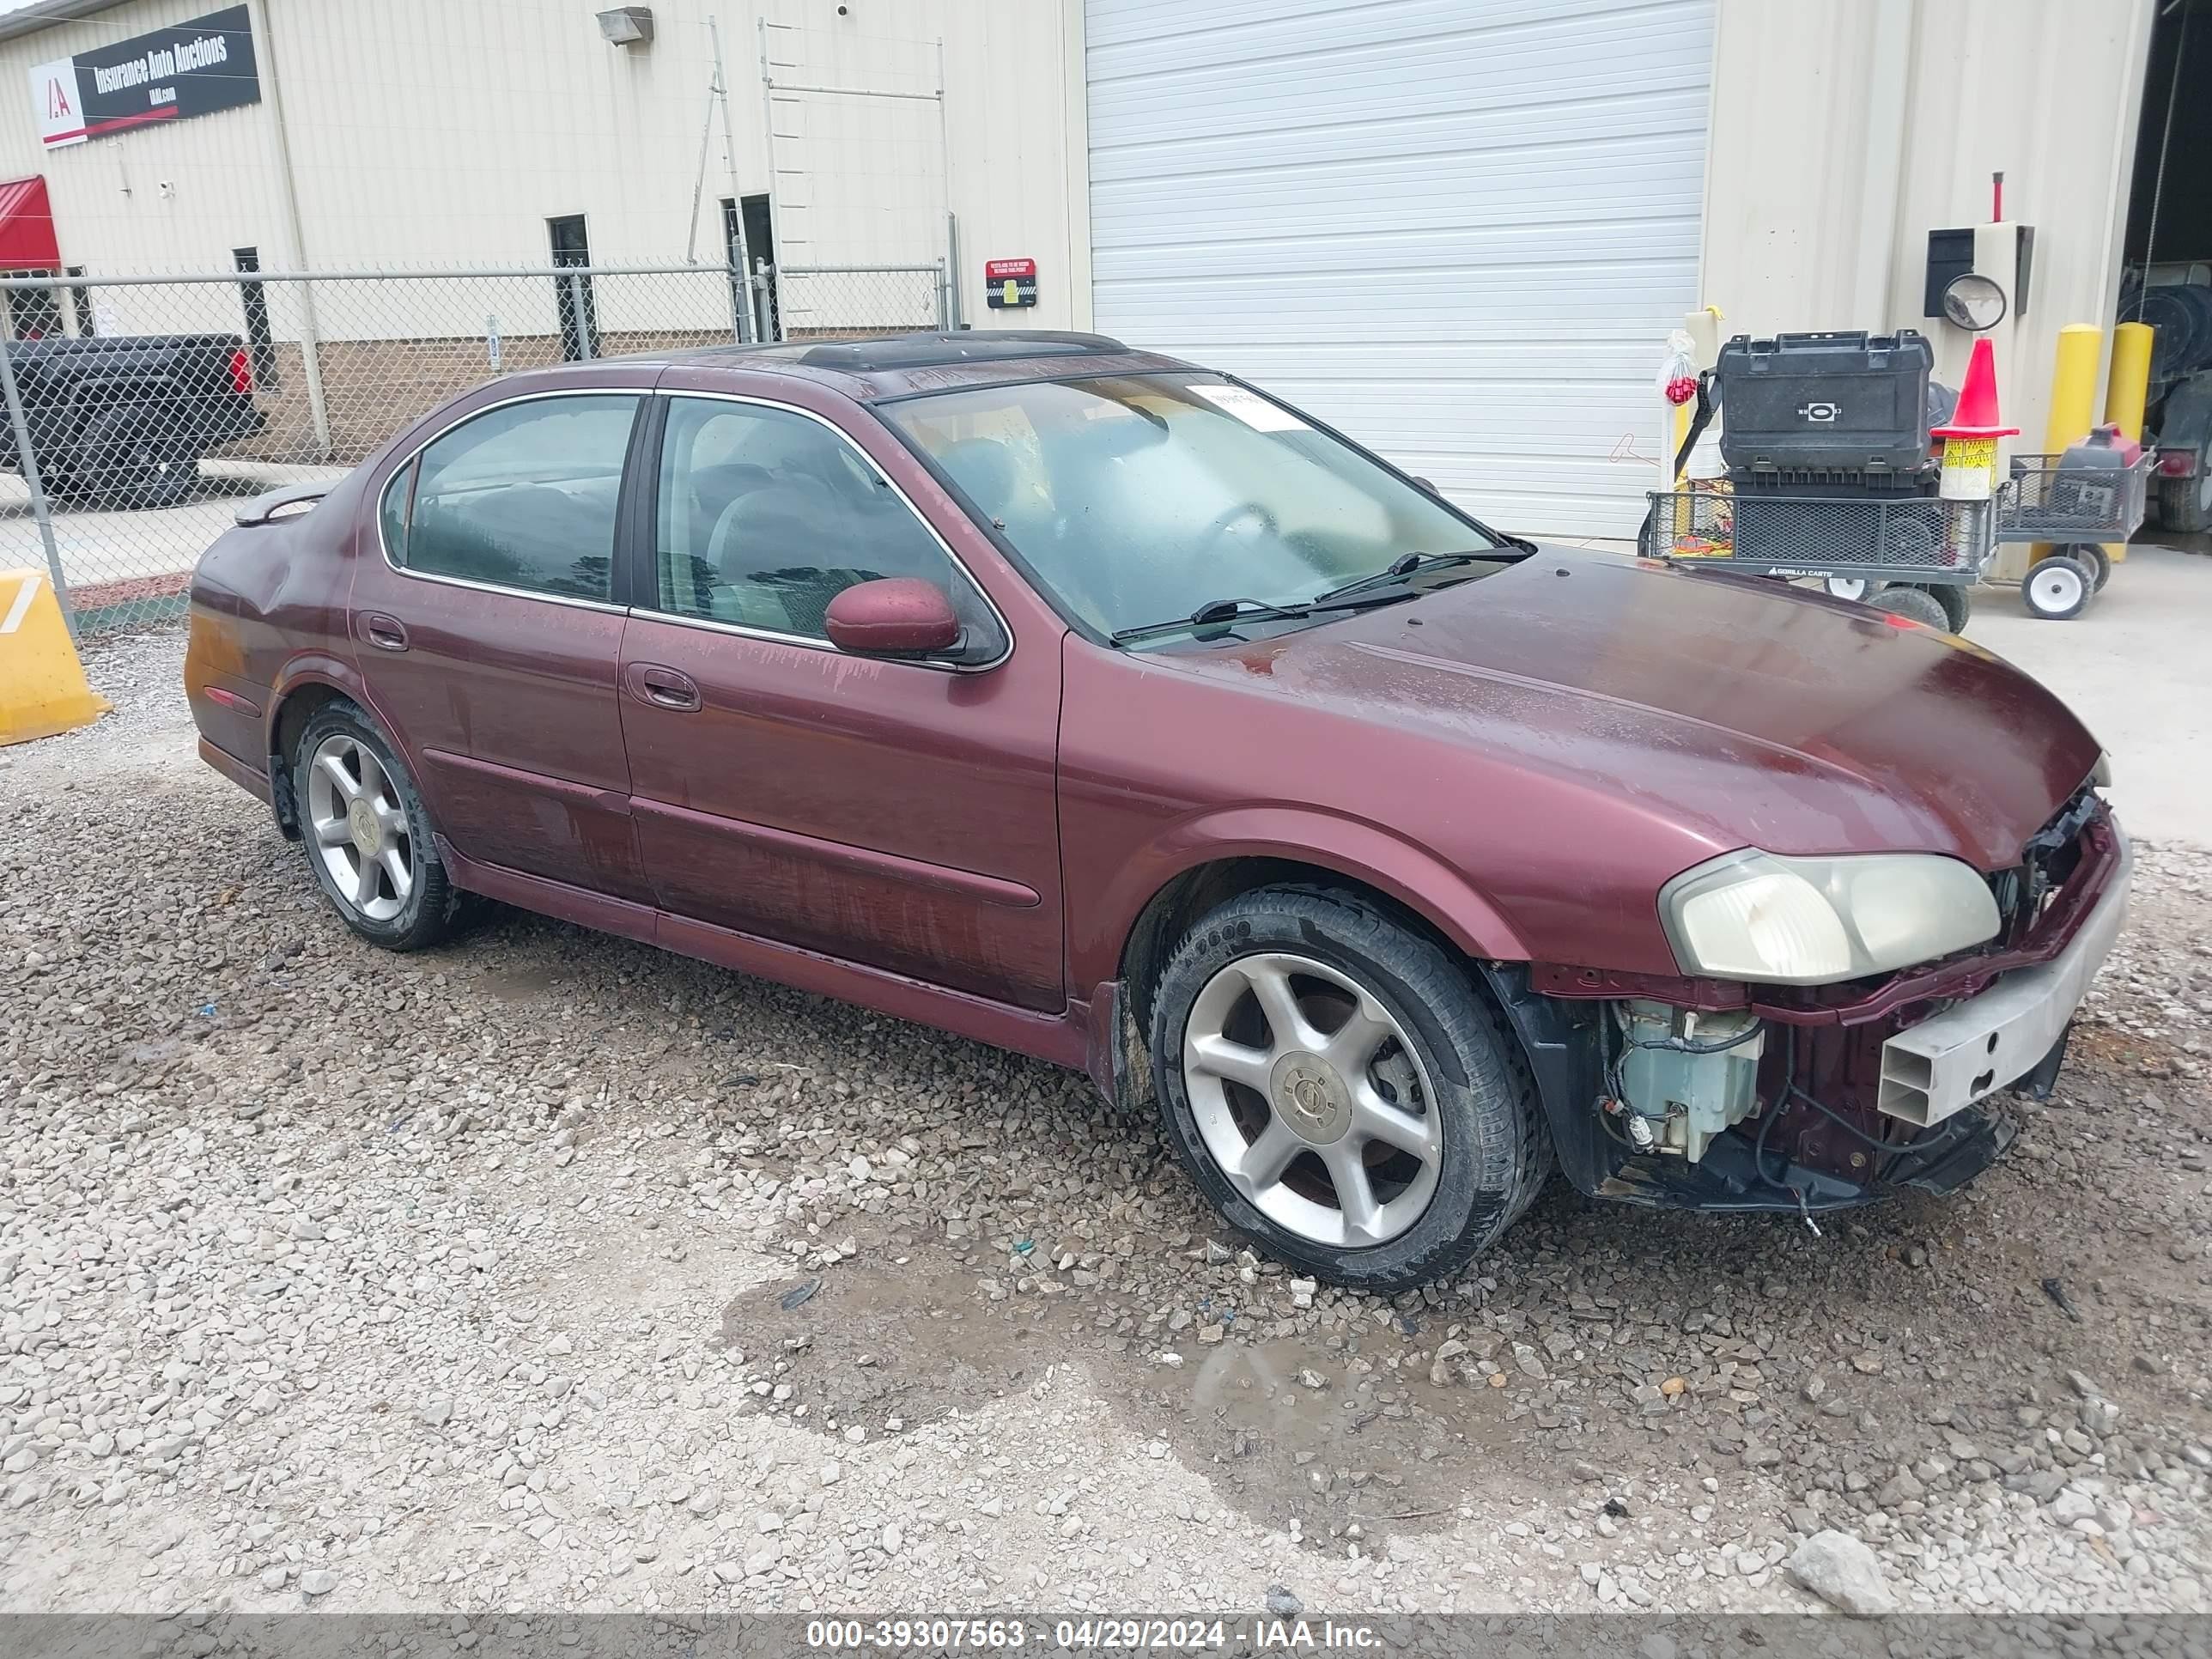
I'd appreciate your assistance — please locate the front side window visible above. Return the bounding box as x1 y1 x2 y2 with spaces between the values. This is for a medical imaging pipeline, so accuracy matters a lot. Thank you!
383 394 638 602
652 395 979 641
884 374 1499 641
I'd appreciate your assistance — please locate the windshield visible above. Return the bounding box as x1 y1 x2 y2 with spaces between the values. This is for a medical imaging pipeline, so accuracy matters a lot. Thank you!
882 373 1499 641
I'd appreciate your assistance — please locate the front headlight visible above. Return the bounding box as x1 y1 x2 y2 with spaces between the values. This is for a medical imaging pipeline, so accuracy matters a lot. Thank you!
1660 849 2001 985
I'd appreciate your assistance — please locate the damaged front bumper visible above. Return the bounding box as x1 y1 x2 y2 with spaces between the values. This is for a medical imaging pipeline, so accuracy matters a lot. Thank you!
1489 799 2130 1215
1878 826 2131 1125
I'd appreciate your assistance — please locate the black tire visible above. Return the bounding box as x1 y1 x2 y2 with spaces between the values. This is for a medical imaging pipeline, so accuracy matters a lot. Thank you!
76 408 198 509
1147 885 1550 1291
2064 544 2112 592
2160 469 2210 535
292 701 468 951
1909 581 1972 633
1869 586 1950 630
2021 554 2093 622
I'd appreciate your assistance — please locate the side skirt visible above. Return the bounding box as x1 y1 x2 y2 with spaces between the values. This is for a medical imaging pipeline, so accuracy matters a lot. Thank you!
436 840 1091 1073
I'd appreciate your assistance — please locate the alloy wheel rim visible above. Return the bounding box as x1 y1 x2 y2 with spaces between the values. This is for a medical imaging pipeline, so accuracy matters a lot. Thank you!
306 733 414 922
2029 562 2084 611
1182 951 1442 1249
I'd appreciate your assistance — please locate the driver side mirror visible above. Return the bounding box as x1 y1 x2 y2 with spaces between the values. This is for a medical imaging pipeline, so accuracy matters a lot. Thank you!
824 578 992 665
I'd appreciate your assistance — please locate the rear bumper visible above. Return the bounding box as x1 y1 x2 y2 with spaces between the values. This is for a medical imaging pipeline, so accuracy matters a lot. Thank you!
1878 825 2131 1125
198 735 271 805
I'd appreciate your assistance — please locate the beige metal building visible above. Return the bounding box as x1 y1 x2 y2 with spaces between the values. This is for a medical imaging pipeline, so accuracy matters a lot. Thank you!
0 0 2180 537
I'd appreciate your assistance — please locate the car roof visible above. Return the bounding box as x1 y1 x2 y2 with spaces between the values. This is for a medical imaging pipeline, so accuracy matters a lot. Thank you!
615 330 1201 401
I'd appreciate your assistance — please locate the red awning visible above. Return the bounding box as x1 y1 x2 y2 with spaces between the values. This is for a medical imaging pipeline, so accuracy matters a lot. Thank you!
0 177 59 270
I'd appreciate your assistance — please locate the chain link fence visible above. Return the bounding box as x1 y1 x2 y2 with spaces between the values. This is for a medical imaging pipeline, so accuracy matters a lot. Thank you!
0 261 950 634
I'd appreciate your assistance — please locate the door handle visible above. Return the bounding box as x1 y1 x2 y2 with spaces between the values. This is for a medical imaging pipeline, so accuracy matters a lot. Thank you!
358 611 409 652
623 662 702 713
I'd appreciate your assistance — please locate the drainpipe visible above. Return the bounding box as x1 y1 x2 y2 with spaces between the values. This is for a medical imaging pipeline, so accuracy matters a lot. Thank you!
248 0 331 459
1852 0 1917 329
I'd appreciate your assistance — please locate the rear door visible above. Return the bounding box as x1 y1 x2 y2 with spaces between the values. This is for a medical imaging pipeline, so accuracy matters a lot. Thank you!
353 384 651 901
617 386 1066 1010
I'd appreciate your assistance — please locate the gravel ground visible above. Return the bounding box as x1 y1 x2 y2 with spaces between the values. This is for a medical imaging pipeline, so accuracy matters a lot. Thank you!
1 629 2207 1619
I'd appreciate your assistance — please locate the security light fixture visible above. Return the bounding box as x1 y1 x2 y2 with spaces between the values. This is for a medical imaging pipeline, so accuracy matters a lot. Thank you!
596 6 654 46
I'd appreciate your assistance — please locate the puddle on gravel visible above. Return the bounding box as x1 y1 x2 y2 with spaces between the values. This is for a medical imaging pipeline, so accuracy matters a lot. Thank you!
476 963 568 1001
715 1225 1528 1548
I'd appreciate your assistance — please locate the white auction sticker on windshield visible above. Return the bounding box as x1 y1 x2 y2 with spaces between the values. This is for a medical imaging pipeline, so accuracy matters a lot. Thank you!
1188 383 1310 431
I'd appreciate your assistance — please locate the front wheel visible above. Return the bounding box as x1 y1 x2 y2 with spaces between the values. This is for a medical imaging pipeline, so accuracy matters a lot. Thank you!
1147 886 1550 1291
1823 575 1881 603
2022 555 2093 622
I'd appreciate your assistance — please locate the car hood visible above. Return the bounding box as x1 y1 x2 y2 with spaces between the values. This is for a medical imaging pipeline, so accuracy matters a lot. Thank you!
1161 550 2100 870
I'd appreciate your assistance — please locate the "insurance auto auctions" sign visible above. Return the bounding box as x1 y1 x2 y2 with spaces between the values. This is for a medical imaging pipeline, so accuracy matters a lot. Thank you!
30 4 259 149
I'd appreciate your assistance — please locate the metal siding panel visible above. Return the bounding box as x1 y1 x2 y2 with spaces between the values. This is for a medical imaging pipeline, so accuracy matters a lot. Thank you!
1085 0 1715 538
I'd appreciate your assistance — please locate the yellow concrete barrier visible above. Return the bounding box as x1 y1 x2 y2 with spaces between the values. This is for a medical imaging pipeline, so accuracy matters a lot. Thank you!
0 569 109 746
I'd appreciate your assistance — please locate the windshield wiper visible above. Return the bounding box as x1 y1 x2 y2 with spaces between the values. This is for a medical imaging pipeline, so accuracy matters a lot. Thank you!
1110 596 1313 645
1310 547 1516 605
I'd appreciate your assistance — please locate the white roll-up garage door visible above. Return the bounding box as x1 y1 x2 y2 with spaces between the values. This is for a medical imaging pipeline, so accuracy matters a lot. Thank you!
1085 0 1714 538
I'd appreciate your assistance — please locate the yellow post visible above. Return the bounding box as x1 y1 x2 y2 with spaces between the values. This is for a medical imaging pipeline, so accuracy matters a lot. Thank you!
2033 323 2106 566
2106 321 2154 441
2099 320 2155 570
0 570 109 745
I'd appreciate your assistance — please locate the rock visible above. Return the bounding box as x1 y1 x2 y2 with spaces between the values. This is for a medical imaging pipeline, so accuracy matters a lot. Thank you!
298 1570 338 1597
1263 1586 1303 1619
1638 1636 1676 1659
1511 1342 1547 1380
258 1566 288 1590
1875 1469 1925 1508
881 1522 904 1554
2051 1488 2098 1523
1429 1340 1468 1386
1785 1530 1896 1617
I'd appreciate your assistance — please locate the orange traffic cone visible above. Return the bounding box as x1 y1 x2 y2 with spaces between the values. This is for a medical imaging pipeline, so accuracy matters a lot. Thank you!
1931 337 2016 501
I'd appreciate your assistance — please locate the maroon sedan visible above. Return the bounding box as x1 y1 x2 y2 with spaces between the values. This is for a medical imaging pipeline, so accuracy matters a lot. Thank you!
185 331 2130 1291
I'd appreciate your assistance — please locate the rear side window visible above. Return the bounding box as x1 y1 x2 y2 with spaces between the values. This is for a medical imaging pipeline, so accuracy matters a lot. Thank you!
380 394 639 602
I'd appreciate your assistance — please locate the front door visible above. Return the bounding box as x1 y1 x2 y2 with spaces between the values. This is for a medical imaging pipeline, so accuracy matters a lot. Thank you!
617 391 1064 1010
353 387 648 902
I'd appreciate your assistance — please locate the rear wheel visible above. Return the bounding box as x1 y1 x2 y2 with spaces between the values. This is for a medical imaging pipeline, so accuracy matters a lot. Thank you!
1148 885 1549 1291
2063 543 2112 592
2160 466 2211 535
77 409 197 509
1822 575 1881 603
294 702 466 951
1868 586 1950 630
1909 581 1972 633
2022 555 2093 622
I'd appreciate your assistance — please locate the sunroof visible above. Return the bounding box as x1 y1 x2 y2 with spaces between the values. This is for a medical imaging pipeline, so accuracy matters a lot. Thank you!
792 331 1127 373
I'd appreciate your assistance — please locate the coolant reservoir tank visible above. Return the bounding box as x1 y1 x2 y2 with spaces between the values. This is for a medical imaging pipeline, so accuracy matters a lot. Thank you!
1617 1001 1765 1163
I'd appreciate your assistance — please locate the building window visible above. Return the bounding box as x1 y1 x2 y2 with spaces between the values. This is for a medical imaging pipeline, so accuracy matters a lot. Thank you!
547 215 597 362
65 267 92 337
5 270 62 340
234 246 276 386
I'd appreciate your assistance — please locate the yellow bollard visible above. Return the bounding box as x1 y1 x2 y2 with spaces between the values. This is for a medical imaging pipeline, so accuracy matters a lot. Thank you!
0 569 109 745
2100 320 2154 569
2033 323 2107 566
2106 321 2154 441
